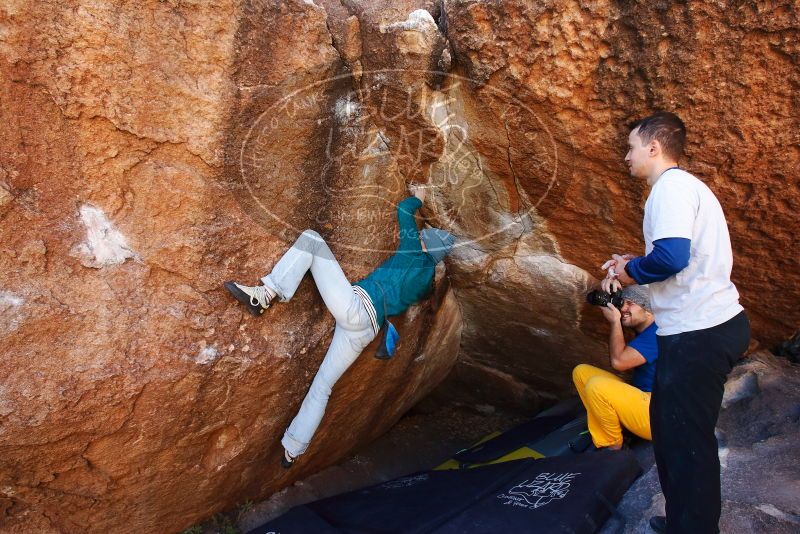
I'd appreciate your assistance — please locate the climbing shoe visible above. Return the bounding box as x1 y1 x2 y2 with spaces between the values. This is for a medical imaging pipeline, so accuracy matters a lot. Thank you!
281 449 296 469
224 281 273 316
649 515 666 533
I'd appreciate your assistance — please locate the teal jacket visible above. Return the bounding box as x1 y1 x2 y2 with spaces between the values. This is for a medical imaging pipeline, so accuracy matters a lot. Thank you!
354 197 436 328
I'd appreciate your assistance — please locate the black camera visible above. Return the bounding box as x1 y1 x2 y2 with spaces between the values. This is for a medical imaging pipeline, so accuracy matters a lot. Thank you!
586 289 624 309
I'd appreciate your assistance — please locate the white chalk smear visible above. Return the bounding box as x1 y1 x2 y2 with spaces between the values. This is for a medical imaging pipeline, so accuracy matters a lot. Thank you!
0 291 25 335
195 346 219 365
334 95 360 122
0 291 23 308
381 9 436 33
72 204 137 268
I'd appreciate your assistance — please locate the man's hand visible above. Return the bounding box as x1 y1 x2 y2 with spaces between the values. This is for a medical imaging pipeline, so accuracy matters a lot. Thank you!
600 302 622 324
601 273 621 293
601 253 637 291
613 253 637 286
408 182 426 202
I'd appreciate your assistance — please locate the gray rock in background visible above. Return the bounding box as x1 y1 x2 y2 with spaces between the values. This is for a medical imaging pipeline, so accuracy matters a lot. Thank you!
601 351 800 533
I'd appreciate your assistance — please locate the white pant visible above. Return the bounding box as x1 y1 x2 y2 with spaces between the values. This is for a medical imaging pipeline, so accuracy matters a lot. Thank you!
263 230 377 457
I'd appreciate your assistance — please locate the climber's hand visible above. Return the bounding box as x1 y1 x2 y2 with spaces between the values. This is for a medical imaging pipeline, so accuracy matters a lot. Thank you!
409 182 426 202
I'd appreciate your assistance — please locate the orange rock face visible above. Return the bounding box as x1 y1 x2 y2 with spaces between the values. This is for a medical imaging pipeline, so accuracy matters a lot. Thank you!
0 0 797 532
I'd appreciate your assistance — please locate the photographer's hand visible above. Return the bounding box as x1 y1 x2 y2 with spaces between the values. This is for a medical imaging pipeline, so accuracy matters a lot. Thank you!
600 302 622 323
601 273 621 293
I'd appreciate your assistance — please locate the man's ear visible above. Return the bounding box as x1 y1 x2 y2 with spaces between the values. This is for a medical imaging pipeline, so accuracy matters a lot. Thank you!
649 139 661 157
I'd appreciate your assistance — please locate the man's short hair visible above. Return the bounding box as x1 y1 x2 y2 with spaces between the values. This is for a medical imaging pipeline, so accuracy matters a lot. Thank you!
629 112 686 161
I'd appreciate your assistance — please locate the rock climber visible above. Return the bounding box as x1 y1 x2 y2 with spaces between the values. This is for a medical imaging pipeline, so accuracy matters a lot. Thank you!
224 184 455 468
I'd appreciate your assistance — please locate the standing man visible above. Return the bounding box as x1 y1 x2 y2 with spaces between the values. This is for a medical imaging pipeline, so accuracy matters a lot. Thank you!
601 112 750 534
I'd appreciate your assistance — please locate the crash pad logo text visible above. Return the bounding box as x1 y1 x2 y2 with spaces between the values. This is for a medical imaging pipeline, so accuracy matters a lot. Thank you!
380 473 429 489
497 471 581 510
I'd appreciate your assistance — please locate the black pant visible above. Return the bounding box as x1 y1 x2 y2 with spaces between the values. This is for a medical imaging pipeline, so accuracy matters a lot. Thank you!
651 311 750 534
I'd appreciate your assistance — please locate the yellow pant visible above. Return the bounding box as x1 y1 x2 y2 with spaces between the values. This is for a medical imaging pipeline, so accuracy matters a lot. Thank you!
572 364 652 448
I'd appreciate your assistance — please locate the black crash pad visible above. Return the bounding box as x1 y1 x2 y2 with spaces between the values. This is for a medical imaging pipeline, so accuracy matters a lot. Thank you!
248 450 641 534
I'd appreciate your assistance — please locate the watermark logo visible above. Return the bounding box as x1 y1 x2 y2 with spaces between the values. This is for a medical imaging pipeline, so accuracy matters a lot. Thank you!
236 69 561 255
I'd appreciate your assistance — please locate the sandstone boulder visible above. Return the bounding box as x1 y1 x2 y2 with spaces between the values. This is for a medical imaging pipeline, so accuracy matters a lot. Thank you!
1 1 797 532
0 1 459 532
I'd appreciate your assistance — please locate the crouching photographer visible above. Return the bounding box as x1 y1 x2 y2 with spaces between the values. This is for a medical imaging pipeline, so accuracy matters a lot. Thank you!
572 285 658 450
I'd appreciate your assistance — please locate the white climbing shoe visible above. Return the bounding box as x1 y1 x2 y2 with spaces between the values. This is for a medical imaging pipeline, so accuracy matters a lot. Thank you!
224 281 274 316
